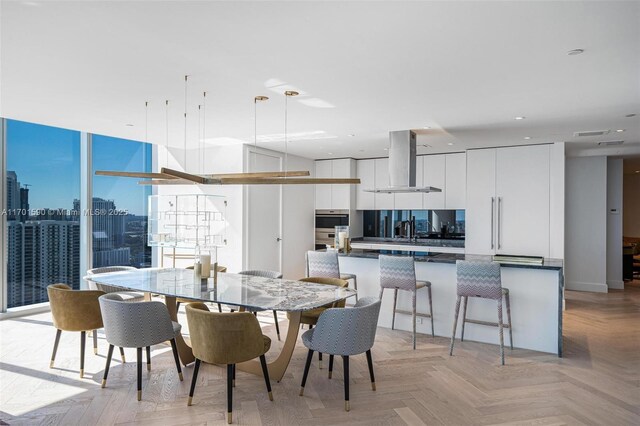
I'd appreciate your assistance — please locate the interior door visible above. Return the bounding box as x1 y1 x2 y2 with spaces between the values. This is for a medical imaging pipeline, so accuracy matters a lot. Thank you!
248 151 282 271
496 145 550 257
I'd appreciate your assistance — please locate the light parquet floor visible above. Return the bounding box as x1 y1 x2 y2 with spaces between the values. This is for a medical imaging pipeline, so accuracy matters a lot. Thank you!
1 283 639 425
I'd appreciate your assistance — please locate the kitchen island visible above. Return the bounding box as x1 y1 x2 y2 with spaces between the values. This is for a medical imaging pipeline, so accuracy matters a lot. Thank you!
336 249 564 356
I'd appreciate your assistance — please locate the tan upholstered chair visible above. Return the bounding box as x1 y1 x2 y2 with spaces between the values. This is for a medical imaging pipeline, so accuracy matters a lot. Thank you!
287 277 349 368
47 284 105 378
186 303 273 424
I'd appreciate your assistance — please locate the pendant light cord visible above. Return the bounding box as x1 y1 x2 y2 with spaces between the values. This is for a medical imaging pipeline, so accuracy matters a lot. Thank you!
203 91 207 174
284 94 289 177
165 100 169 168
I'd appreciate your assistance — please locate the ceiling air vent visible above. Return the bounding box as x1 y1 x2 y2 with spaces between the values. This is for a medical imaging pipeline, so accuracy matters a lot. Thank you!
574 130 610 137
597 140 624 146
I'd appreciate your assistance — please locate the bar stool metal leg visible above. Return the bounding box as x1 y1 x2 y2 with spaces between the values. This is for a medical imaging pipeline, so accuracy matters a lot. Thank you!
505 292 513 350
391 289 398 330
102 344 114 388
343 355 350 411
136 347 143 401
93 330 98 355
427 285 435 337
328 354 334 379
119 347 126 363
449 296 462 356
460 296 468 342
412 290 417 350
497 298 505 365
187 358 201 406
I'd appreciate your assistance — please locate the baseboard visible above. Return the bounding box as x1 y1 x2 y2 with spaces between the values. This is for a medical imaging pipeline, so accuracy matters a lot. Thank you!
565 281 608 293
607 280 625 290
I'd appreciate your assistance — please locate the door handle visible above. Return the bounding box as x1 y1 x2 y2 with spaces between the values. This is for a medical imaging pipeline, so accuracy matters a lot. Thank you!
490 197 495 250
276 237 282 242
497 197 502 250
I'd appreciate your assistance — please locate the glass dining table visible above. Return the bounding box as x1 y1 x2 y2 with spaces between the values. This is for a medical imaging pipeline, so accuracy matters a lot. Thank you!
84 268 356 381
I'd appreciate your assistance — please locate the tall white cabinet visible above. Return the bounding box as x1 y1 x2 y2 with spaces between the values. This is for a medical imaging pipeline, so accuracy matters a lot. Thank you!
466 145 551 257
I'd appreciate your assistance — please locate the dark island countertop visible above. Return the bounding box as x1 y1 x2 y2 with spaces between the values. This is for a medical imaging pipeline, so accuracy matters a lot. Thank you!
351 237 465 248
333 249 563 271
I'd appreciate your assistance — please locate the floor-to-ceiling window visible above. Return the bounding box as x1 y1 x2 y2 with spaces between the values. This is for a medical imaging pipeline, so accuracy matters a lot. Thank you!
5 119 80 308
91 135 152 268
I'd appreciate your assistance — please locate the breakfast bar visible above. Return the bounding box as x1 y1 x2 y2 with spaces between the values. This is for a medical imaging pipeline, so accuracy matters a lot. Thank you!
337 249 564 356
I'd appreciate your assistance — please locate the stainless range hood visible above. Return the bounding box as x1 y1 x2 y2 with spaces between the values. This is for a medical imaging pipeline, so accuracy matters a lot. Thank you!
364 130 442 194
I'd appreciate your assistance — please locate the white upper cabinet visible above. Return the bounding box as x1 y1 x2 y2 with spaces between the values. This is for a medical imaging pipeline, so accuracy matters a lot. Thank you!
374 158 395 210
445 153 466 209
423 154 446 209
496 145 550 257
315 159 356 210
356 159 375 210
466 145 551 257
315 160 333 210
395 155 423 210
331 158 356 209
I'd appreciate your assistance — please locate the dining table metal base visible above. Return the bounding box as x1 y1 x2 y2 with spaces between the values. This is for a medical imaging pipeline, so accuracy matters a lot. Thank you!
164 295 302 382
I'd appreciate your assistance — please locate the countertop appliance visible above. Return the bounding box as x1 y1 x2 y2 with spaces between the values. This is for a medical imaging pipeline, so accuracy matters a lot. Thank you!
315 209 349 249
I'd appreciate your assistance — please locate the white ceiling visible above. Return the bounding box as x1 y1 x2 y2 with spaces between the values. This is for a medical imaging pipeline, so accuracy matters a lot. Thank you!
1 1 639 160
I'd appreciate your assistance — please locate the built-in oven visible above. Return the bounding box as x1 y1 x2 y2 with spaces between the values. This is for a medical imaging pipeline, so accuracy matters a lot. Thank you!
315 209 349 249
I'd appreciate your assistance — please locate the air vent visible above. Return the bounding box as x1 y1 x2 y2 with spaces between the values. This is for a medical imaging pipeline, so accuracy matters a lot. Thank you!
597 140 624 146
574 130 610 137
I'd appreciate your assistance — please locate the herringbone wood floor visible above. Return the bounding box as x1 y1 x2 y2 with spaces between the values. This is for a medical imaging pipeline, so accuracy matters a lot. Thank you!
1 283 639 425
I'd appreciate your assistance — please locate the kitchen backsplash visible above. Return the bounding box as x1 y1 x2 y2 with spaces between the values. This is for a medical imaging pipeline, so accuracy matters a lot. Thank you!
363 210 465 239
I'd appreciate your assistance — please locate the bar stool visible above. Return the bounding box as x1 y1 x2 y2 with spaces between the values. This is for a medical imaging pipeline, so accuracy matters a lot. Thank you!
449 260 513 365
378 255 434 350
306 250 358 301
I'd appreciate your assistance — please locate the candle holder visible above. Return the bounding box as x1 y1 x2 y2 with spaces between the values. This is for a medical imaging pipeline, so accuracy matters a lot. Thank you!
334 226 350 253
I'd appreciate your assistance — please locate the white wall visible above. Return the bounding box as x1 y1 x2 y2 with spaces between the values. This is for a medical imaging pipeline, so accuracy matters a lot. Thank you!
549 142 565 259
606 158 623 289
565 156 607 292
623 172 640 237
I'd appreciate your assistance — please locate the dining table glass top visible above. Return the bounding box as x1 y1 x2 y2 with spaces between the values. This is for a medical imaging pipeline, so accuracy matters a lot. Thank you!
84 268 356 312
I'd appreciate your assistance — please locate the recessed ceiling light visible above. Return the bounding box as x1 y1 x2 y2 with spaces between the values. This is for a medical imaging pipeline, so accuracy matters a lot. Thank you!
524 136 531 140
616 129 625 133
328 152 333 155
348 134 355 137
514 116 526 120
422 126 431 129
567 49 585 56
635 170 640 173
383 148 389 151
626 113 637 118
447 142 454 146
125 123 134 127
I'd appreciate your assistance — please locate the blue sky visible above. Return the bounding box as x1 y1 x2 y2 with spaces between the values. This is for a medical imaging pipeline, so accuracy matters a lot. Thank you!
7 119 151 216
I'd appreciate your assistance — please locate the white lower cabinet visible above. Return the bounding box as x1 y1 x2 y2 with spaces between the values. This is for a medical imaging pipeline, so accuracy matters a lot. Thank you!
466 145 551 257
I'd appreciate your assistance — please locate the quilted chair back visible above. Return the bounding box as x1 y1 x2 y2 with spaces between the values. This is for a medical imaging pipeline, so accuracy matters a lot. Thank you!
238 270 283 279
99 293 176 348
456 260 502 300
306 297 382 356
86 266 137 293
379 255 416 291
306 250 341 279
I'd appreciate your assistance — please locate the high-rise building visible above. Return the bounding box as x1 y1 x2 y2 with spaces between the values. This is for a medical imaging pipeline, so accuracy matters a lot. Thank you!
6 171 20 219
6 220 80 308
19 187 30 222
73 197 129 267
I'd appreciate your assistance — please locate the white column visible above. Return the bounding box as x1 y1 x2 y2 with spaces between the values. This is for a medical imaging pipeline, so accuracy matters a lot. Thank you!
0 118 7 311
80 132 92 287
